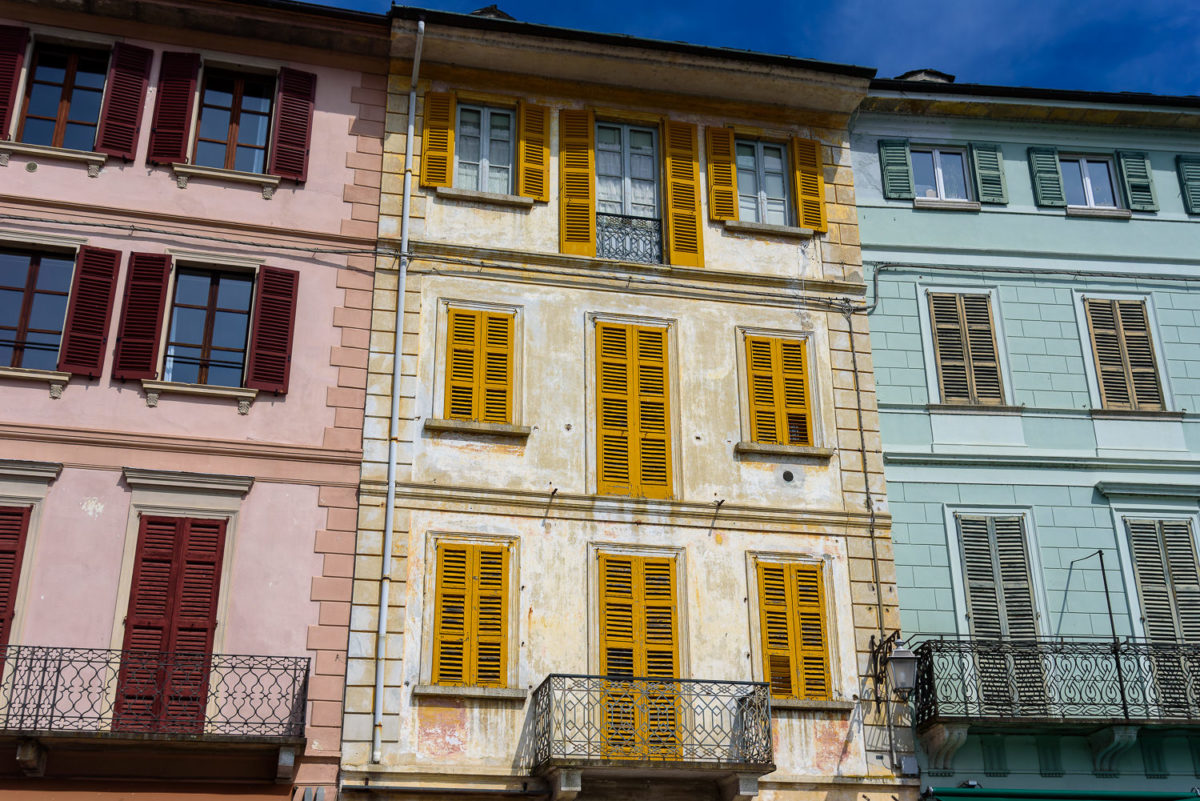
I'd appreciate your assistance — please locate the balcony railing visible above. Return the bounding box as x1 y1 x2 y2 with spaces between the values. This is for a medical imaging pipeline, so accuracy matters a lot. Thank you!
530 674 774 772
0 646 308 739
914 637 1200 729
596 213 662 264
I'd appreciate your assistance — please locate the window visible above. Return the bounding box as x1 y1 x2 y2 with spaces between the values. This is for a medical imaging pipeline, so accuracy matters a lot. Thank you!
735 139 791 224
1060 155 1118 208
1083 297 1163 411
708 128 828 229
193 69 274 174
18 44 108 151
111 253 299 394
596 322 672 499
1178 155 1200 215
0 249 74 370
594 122 662 263
163 268 254 387
418 92 548 201
1127 518 1200 642
744 334 813 446
444 307 514 424
455 104 514 194
911 146 971 201
755 560 830 700
431 540 510 688
928 292 1005 405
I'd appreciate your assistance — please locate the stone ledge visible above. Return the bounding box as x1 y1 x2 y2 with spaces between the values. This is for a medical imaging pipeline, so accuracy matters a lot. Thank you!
913 197 981 212
0 366 70 398
435 186 535 208
141 379 259 414
770 698 855 712
170 163 281 199
411 684 528 701
0 459 62 482
927 402 1022 416
734 441 833 459
1089 408 1183 420
122 467 254 496
0 141 107 177
1066 206 1133 220
723 219 813 239
424 418 531 438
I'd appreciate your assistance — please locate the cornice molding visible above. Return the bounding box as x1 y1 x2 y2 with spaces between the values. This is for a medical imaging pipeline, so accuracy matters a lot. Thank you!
0 459 62 483
123 467 253 496
1095 482 1200 499
885 450 1200 472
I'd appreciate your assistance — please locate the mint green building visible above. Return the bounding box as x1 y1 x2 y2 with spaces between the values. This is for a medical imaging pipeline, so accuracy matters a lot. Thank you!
851 74 1200 797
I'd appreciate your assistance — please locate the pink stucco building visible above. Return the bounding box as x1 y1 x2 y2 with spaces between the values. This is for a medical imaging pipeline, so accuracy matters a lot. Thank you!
0 0 386 796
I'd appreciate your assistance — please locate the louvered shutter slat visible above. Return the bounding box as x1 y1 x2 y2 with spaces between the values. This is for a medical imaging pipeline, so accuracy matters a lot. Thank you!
58 246 121 376
969 142 1008 205
792 137 827 232
961 294 1004 403
1129 519 1180 641
993 517 1037 638
878 139 914 200
1028 147 1066 207
600 555 637 678
112 253 171 381
640 557 679 757
745 336 779 444
473 545 508 687
780 339 813 446
165 518 224 732
480 312 514 423
0 26 29 143
959 515 1004 639
94 43 152 160
757 563 794 696
634 327 672 498
1085 299 1132 409
662 120 703 267
559 108 595 256
1116 151 1157 212
1116 300 1163 410
433 544 470 685
1176 156 1200 216
446 309 479 420
268 68 316 182
0 507 30 649
147 52 200 165
930 293 971 403
597 323 633 495
793 563 830 700
244 266 299 393
1161 521 1200 641
419 91 454 188
706 127 737 221
516 102 549 202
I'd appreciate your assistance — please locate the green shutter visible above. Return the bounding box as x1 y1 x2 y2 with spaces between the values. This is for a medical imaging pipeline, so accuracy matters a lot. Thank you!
969 142 1008 204
878 139 913 200
1027 147 1065 207
1116 151 1158 212
1177 155 1200 215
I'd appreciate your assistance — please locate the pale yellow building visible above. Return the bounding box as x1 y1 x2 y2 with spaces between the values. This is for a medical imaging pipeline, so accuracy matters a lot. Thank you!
342 8 913 801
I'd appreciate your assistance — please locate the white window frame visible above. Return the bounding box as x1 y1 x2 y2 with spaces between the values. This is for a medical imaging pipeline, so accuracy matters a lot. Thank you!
910 145 973 201
0 460 60 646
943 505 1049 637
916 284 1014 406
734 138 792 225
1059 154 1121 209
1070 289 1172 411
429 297 525 427
0 238 81 378
595 122 659 219
453 103 515 195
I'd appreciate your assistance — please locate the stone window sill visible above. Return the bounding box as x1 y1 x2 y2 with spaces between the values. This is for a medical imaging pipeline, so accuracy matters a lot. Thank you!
1066 206 1132 220
723 219 813 239
0 141 107 177
770 698 856 712
412 683 528 701
913 197 981 212
1090 408 1183 421
141 380 258 414
170 163 281 199
928 403 1023 416
435 185 535 209
734 441 832 459
0 366 70 398
424 418 531 438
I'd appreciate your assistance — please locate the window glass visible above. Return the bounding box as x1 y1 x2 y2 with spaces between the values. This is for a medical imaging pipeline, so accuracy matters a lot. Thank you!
1087 160 1117 207
736 139 791 224
911 150 937 199
165 268 253 387
0 250 74 370
193 70 274 173
938 150 969 200
455 105 514 194
1060 158 1087 206
19 45 108 151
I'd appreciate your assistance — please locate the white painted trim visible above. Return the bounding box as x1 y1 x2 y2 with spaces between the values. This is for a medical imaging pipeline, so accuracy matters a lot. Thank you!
0 461 60 646
0 229 87 250
431 298 525 427
1071 289 1173 411
1105 501 1200 640
916 283 1015 406
166 248 263 270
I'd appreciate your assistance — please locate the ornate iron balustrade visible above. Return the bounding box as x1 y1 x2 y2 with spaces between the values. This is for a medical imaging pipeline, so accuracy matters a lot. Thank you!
530 674 774 771
596 213 662 264
0 646 308 738
914 637 1200 729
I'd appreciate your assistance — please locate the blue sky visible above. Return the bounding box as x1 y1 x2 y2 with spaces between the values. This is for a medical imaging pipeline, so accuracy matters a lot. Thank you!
326 0 1199 96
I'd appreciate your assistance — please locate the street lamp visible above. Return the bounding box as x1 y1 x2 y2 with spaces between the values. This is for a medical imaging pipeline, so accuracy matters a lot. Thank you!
870 631 918 707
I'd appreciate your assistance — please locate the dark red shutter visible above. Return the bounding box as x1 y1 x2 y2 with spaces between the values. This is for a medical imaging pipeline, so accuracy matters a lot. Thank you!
266 68 316 182
115 516 225 734
94 43 153 160
112 252 171 381
0 26 29 143
245 266 298 394
0 507 31 650
146 52 199 165
57 246 121 377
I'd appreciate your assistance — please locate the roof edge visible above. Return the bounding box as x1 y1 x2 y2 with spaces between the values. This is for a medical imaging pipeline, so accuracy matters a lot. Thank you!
871 78 1200 111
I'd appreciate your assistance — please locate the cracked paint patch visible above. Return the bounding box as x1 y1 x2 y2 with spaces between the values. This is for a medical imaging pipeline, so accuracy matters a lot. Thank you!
80 497 104 518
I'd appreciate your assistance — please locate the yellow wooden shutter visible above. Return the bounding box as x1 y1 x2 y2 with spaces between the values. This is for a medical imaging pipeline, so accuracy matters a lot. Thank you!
420 91 455 188
480 311 514 423
641 557 678 679
599 554 678 678
746 336 812 446
746 336 779 444
472 544 509 687
792 563 830 699
445 309 479 420
706 127 738 221
792 137 827 232
633 326 672 499
757 561 830 699
517 101 549 202
757 562 794 696
663 120 703 267
559 108 595 256
432 543 469 685
780 339 813 446
600 553 637 676
597 323 634 496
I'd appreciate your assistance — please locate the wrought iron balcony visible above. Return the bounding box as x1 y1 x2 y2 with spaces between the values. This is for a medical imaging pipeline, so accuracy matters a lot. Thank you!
914 636 1200 730
530 674 774 773
596 213 662 264
0 646 308 740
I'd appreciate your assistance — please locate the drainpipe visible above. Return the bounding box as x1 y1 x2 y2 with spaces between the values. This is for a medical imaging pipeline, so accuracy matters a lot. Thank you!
373 17 425 765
